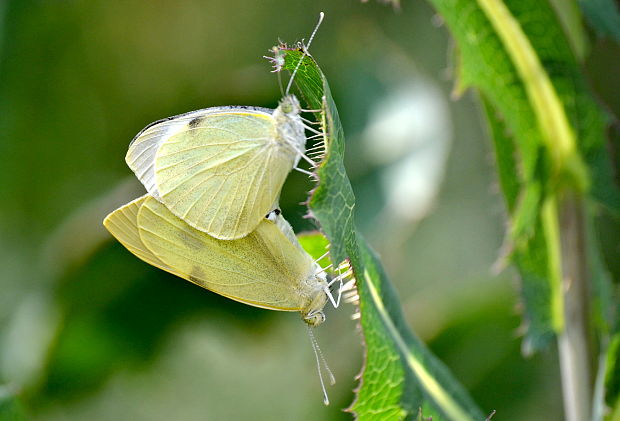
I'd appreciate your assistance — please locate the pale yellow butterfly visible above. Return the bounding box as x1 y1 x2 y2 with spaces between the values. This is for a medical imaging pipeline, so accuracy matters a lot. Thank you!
103 193 343 403
103 194 336 326
125 98 312 240
125 15 324 241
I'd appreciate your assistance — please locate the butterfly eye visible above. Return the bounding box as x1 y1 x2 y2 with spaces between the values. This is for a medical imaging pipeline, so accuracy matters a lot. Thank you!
265 208 281 221
281 103 293 114
304 310 326 327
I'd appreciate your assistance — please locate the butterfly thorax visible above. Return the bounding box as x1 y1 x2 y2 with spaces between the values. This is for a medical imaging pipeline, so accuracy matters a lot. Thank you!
273 95 306 162
300 268 329 327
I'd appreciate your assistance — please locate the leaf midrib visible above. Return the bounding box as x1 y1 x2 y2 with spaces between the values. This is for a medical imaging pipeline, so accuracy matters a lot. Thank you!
476 0 585 184
364 270 477 421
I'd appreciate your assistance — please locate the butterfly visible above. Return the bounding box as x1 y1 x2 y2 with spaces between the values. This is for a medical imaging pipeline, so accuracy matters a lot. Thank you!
103 194 338 326
123 9 328 241
125 94 320 240
106 12 344 404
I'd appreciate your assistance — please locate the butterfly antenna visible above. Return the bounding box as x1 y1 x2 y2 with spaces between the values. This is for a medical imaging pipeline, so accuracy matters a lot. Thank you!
306 12 325 52
285 12 324 95
307 325 335 405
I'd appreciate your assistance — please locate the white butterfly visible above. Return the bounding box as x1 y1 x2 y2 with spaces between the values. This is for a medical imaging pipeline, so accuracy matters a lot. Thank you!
125 94 317 240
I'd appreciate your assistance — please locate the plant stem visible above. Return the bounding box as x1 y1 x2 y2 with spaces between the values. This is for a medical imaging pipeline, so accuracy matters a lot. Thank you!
557 192 592 421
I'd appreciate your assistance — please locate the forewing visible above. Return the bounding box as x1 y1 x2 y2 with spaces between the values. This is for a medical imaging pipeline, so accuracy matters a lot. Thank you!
102 195 186 279
137 196 314 311
152 111 296 240
126 107 272 200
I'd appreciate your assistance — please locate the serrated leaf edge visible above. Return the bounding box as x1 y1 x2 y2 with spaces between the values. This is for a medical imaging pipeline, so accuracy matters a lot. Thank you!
361 269 478 421
476 0 588 189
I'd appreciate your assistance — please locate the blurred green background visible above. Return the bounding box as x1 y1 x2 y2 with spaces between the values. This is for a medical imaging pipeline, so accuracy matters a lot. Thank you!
1 0 618 420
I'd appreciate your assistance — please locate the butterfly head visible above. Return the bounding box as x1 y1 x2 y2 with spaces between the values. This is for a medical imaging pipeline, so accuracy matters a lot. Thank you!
302 271 329 327
303 308 326 327
278 94 301 116
273 95 306 156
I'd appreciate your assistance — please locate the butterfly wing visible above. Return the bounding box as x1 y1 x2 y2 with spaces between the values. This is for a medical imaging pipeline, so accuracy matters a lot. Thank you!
102 195 185 278
137 195 315 311
126 107 297 240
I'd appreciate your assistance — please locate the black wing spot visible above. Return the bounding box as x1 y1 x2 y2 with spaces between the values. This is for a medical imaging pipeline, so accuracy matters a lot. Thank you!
265 208 281 220
189 116 202 128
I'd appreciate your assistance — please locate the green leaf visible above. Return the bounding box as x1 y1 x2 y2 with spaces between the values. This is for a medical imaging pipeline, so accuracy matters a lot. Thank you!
603 334 620 420
0 386 27 421
433 0 619 206
297 231 331 262
480 96 555 352
480 96 521 214
279 46 485 421
588 211 620 421
548 0 588 61
511 215 557 354
427 0 620 351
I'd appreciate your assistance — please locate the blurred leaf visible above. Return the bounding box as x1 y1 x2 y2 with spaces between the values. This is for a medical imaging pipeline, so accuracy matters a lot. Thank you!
426 0 620 352
1 291 61 392
479 97 520 213
603 334 620 420
586 211 618 338
280 47 485 420
17 182 273 405
297 232 331 262
590 212 620 419
548 0 588 60
589 236 618 420
37 242 271 405
434 0 619 208
578 0 620 42
511 215 557 353
480 96 554 351
0 386 26 421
